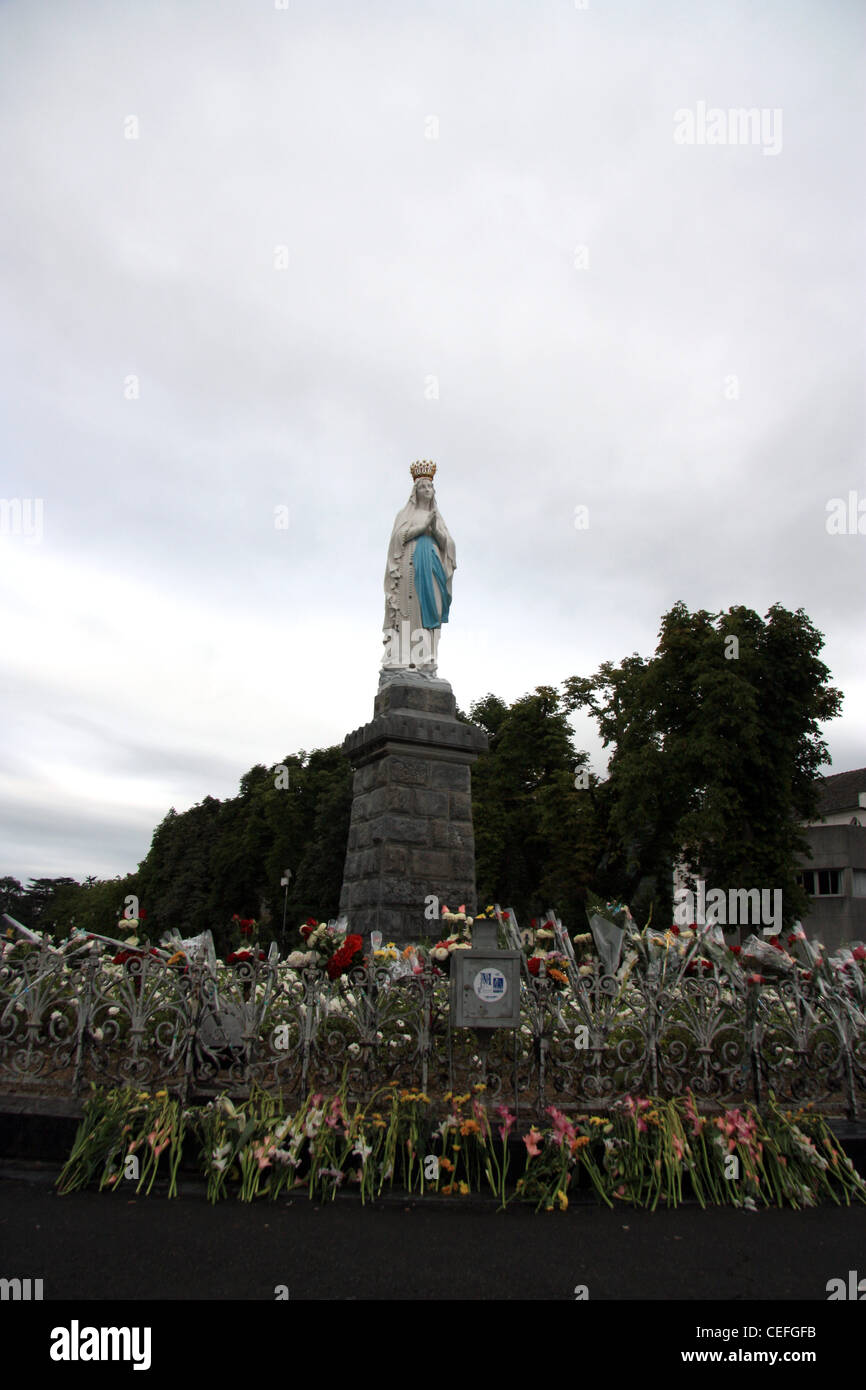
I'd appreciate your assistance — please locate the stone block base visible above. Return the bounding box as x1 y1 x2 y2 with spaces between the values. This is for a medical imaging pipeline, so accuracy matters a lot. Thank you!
338 676 488 943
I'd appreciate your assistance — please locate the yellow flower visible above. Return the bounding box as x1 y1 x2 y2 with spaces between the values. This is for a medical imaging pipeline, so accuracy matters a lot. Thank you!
458 1182 470 1195
442 1091 452 1103
439 1156 455 1173
556 1190 568 1211
472 1083 487 1093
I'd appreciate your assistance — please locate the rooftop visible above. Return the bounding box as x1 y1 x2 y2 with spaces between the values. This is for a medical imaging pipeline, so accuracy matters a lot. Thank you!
815 767 866 818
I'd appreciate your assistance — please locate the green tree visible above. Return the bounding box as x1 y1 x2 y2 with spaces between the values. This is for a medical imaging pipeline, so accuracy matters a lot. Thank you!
134 746 353 955
470 686 601 931
0 877 28 925
564 602 843 928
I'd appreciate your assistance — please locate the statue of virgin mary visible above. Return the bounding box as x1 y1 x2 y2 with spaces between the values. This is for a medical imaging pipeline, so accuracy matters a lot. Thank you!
382 460 456 678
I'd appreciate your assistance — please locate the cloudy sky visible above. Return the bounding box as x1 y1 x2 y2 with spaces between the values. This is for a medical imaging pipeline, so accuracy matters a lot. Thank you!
1 0 863 885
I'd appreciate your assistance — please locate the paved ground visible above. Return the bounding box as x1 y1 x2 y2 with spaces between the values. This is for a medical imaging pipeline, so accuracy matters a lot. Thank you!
2 1161 865 1302
3 1163 863 1373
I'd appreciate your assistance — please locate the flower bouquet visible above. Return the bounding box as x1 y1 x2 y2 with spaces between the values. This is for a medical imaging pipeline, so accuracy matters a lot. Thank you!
584 892 630 976
429 904 473 972
225 914 266 967
285 919 363 981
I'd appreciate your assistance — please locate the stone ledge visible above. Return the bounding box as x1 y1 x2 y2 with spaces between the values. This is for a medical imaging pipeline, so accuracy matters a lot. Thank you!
343 714 488 765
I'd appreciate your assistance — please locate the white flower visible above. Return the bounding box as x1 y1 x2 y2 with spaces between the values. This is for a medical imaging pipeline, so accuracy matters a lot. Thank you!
108 1006 119 1016
348 1042 361 1056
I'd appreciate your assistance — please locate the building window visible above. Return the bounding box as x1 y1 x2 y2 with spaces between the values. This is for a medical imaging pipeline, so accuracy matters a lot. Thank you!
853 871 866 898
797 869 843 896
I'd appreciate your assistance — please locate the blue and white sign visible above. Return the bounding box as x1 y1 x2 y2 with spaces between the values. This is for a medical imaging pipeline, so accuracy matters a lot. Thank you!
473 967 507 1002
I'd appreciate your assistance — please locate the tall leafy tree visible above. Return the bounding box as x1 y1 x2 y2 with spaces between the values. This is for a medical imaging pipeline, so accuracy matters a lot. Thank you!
564 602 843 927
469 686 601 931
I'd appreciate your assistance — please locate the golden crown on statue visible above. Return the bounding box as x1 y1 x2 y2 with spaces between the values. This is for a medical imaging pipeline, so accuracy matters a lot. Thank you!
410 459 437 481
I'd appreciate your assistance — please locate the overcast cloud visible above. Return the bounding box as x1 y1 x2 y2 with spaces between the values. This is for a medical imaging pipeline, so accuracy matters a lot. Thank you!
1 0 863 883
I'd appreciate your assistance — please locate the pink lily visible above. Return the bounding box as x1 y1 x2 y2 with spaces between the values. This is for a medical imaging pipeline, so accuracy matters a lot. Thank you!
524 1128 543 1157
546 1105 576 1148
496 1105 516 1143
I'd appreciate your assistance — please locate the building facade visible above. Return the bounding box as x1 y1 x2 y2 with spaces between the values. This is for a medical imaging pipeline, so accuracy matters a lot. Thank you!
798 767 866 951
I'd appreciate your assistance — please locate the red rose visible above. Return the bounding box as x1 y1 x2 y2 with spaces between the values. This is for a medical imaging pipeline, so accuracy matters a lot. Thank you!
853 946 866 962
326 934 363 981
729 945 741 955
528 957 541 976
670 924 680 936
769 934 783 951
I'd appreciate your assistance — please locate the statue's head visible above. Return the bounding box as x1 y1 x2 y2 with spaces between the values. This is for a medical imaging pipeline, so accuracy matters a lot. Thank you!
408 459 436 508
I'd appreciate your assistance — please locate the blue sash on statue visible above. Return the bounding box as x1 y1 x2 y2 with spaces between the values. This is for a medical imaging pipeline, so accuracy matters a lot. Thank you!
413 533 451 629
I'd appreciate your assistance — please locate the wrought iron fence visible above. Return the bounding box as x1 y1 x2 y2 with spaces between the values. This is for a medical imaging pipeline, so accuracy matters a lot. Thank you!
2 937 864 1119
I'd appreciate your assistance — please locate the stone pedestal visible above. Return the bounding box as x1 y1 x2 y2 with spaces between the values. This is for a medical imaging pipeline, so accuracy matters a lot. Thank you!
338 673 489 944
